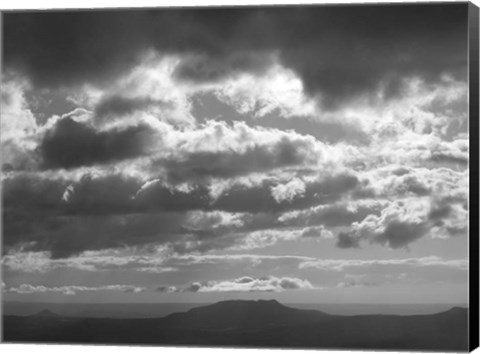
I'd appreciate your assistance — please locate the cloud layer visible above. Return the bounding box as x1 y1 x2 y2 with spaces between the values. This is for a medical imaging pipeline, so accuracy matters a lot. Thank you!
4 4 467 107
1 4 469 303
156 276 314 293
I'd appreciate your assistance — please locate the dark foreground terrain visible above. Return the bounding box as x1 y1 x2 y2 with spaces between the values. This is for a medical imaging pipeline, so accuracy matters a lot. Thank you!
3 300 469 351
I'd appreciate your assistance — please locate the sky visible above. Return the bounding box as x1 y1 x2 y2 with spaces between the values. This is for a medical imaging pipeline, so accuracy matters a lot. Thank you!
1 3 470 305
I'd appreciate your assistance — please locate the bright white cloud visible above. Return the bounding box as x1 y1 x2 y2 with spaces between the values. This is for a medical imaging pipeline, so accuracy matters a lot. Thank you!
1 77 37 142
271 178 306 203
215 62 318 119
157 276 315 293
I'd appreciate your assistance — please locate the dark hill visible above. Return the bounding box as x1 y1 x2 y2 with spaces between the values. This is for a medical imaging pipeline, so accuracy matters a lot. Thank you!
30 309 60 318
438 306 468 315
160 299 331 329
3 301 469 351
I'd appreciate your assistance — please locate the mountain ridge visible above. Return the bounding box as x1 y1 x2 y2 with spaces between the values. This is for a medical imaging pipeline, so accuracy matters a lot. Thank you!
160 299 332 329
3 300 469 351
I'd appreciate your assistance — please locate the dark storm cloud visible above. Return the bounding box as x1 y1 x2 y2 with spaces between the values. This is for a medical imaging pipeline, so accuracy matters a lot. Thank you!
430 152 469 166
158 137 312 184
63 174 143 214
428 204 452 221
335 193 467 250
133 180 211 212
3 4 468 106
2 173 68 211
4 211 190 259
2 9 255 88
337 214 465 249
374 221 430 249
336 232 361 249
40 118 157 169
335 216 430 250
2 172 209 216
2 170 360 257
0 173 215 256
3 206 239 258
70 172 358 215
273 4 468 106
174 51 274 83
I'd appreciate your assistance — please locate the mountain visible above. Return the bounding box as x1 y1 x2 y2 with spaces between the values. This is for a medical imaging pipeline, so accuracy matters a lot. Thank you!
2 300 469 351
438 306 468 315
30 309 60 318
160 299 331 329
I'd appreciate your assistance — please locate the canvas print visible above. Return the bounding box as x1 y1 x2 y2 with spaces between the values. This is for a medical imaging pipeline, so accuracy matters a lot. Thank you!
1 2 478 352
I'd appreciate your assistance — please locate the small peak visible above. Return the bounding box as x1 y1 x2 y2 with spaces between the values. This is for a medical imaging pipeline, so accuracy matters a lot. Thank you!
257 299 281 305
446 306 467 313
31 309 59 317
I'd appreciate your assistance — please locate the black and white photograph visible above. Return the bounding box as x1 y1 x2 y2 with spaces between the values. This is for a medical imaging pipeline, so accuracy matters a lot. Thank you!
1 1 479 352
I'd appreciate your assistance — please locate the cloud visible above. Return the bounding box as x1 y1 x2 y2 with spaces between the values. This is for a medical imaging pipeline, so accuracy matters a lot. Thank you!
40 118 158 169
9 248 374 275
271 178 306 203
356 165 468 205
6 174 346 257
3 171 199 216
430 139 469 166
371 133 469 168
94 94 169 120
2 248 178 273
300 225 333 239
156 285 179 293
213 63 318 119
37 213 192 259
7 276 314 295
7 283 146 295
9 112 348 176
158 276 315 293
278 200 385 229
1 77 38 142
2 164 465 257
174 51 274 84
1 77 40 171
336 232 361 249
375 220 429 249
299 256 469 272
1 5 470 263
213 172 359 213
3 248 468 282
158 137 314 184
3 5 467 107
274 5 467 107
2 172 303 257
2 173 69 212
2 191 195 258
337 280 377 288
335 192 468 249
